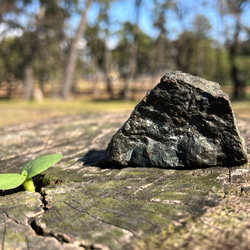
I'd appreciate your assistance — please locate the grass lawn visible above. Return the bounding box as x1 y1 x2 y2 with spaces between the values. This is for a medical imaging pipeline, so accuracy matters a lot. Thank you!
0 98 249 128
230 101 250 117
0 99 138 127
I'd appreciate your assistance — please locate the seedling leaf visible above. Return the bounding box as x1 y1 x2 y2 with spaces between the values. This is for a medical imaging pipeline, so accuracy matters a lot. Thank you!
21 154 63 178
0 174 26 190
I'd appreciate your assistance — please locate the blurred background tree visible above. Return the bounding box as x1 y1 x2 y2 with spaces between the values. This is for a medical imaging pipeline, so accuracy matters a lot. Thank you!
219 0 250 99
0 0 249 101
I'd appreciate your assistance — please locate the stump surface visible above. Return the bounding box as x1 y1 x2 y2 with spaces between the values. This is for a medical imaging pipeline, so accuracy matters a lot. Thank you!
0 112 250 250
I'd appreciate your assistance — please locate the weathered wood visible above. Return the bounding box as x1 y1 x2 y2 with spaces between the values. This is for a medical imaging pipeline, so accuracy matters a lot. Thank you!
0 112 249 249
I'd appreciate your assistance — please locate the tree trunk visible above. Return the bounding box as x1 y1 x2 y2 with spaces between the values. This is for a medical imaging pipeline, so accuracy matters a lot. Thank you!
61 0 92 100
6 73 15 99
23 64 34 100
196 39 204 77
22 4 45 101
104 45 115 99
122 0 141 100
156 32 167 72
228 22 246 99
122 31 138 100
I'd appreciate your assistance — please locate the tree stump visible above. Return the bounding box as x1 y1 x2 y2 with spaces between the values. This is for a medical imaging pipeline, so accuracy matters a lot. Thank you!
0 112 249 249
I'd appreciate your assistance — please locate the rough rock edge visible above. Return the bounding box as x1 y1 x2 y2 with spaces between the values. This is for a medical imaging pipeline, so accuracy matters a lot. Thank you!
99 71 248 168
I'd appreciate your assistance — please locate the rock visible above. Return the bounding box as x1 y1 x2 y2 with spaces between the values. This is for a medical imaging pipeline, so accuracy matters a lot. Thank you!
100 71 248 168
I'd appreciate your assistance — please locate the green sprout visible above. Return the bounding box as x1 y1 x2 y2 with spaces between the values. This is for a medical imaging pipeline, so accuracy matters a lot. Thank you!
0 154 63 192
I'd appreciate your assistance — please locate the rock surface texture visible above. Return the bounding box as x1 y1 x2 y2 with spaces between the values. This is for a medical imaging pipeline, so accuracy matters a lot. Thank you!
100 71 248 168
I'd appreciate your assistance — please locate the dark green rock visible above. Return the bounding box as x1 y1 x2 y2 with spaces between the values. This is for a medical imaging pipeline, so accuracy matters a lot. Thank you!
100 71 248 168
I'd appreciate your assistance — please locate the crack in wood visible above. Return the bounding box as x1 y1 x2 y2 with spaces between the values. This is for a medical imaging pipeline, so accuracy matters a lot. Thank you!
2 210 25 225
29 218 109 250
1 217 6 250
40 190 50 212
26 192 109 249
63 201 137 237
24 235 31 250
29 218 73 244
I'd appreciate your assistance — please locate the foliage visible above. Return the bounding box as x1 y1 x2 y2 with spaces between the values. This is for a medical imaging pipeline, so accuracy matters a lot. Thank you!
0 154 63 192
0 37 27 81
0 0 249 100
112 22 153 75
